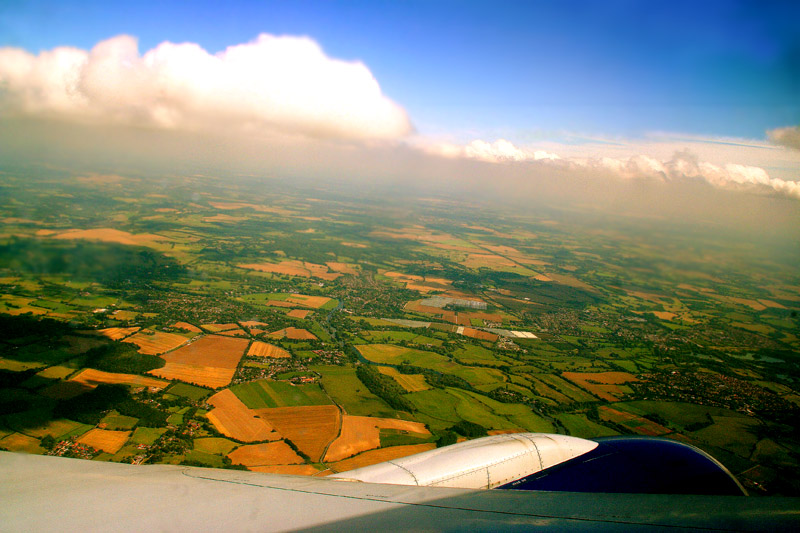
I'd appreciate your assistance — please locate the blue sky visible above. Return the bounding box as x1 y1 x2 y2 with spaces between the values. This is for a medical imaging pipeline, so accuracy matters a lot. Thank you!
2 0 798 141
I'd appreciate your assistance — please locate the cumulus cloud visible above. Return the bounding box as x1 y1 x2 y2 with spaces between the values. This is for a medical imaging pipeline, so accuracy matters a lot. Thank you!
767 126 800 150
426 138 800 200
0 34 412 140
425 138 560 162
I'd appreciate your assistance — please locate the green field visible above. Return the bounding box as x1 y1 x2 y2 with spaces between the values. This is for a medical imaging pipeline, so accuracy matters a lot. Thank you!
311 365 396 417
193 437 239 455
556 413 619 438
230 379 332 408
101 412 139 430
166 383 213 400
130 427 166 445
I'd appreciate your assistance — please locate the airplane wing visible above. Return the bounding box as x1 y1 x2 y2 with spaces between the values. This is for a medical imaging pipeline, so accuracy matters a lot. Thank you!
2 435 799 531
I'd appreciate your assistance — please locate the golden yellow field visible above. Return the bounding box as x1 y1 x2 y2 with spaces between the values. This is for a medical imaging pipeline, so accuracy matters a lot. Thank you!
0 433 45 454
248 464 321 475
238 260 341 281
247 341 290 358
77 429 131 453
70 368 169 390
150 363 235 389
268 327 318 340
216 329 248 337
241 320 269 328
122 330 189 355
326 444 436 474
52 228 168 247
285 294 332 309
378 367 430 392
206 389 279 442
227 441 305 467
286 309 311 319
97 327 140 341
324 416 430 462
255 405 341 462
201 323 240 332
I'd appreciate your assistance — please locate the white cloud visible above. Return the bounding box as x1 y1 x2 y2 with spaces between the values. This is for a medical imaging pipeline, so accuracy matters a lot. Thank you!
424 138 560 163
768 126 800 150
423 137 800 200
0 34 412 140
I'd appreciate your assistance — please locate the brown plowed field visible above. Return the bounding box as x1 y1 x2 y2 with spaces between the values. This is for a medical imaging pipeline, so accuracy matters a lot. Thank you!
160 335 249 367
97 327 140 341
286 294 332 309
598 406 670 436
248 464 321 475
327 444 436 474
255 405 341 462
227 441 304 466
248 342 290 358
268 327 318 340
202 323 240 332
122 330 189 355
460 327 499 342
206 389 279 442
77 429 130 454
150 363 236 389
563 371 640 402
286 309 311 319
71 368 169 390
324 416 430 462
216 329 248 337
172 322 202 333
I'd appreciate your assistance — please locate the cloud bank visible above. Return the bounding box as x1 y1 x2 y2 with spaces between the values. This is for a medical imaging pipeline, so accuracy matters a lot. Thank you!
425 138 800 200
0 34 412 140
768 126 800 150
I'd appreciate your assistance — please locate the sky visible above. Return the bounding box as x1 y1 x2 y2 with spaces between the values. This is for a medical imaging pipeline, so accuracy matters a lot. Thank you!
0 0 799 207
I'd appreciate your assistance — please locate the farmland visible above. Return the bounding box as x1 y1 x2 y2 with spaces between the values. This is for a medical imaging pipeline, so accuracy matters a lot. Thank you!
0 169 798 495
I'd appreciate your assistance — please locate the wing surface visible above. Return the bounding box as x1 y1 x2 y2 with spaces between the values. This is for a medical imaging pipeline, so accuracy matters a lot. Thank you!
2 451 798 531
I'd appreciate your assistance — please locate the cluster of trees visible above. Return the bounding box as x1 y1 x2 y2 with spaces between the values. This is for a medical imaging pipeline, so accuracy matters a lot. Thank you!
84 343 164 374
355 364 415 412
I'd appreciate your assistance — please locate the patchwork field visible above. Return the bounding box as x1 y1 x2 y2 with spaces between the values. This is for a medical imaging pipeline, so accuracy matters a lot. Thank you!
172 322 202 333
227 441 305 467
255 405 341 461
378 367 430 392
324 415 430 462
206 389 280 442
238 260 341 281
122 330 189 355
70 368 169 390
248 341 290 358
77 428 131 454
97 327 140 341
326 443 437 474
149 335 249 388
562 371 640 402
598 406 671 436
